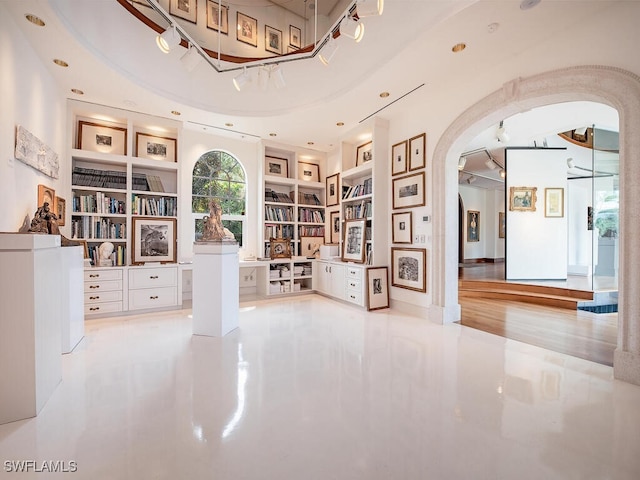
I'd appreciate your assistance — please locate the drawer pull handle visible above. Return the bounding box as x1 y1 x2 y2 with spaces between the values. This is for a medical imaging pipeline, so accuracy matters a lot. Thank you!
350 283 356 287
89 296 100 300
150 295 159 300
350 295 356 299
89 285 100 289
89 307 100 311
150 275 159 279
89 274 99 278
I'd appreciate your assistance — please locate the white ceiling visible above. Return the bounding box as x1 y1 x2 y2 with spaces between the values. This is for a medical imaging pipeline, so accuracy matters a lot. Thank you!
2 0 625 157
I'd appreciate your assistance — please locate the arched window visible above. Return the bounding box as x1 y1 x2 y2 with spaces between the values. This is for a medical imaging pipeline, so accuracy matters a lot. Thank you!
192 150 246 245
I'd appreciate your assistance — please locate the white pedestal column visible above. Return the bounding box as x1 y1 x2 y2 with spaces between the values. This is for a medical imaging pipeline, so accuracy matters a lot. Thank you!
60 245 84 353
0 234 62 425
193 241 239 337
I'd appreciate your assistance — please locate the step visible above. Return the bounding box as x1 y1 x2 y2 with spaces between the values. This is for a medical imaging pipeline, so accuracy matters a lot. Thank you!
458 288 581 309
459 279 593 301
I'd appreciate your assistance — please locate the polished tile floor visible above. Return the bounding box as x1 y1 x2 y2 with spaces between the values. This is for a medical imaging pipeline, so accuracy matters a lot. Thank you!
2 295 640 479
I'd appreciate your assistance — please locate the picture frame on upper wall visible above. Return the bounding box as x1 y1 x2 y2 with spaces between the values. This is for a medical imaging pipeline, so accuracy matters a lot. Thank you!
366 266 390 311
392 140 408 176
408 133 426 170
509 186 537 212
356 141 373 166
265 25 282 54
206 0 228 34
37 184 55 209
265 156 289 178
55 196 66 226
136 132 177 163
545 187 564 217
342 218 366 263
170 0 197 24
298 162 320 182
392 172 425 209
392 211 412 244
329 210 341 244
391 247 427 293
131 217 177 265
77 121 127 155
289 25 301 49
467 210 479 242
498 212 505 239
237 12 258 47
326 173 340 207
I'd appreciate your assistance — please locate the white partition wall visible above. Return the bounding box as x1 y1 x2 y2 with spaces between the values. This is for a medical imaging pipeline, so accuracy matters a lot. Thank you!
505 148 568 280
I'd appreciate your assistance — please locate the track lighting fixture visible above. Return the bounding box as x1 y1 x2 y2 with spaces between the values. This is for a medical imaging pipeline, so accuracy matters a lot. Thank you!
319 36 339 65
496 120 510 143
485 158 497 170
458 157 467 171
156 26 181 53
499 169 506 179
567 157 575 168
357 0 384 17
467 175 476 184
180 44 202 72
340 16 365 42
233 67 251 91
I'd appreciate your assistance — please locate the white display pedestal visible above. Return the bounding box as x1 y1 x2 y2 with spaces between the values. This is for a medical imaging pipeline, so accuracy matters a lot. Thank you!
192 241 239 337
0 234 62 425
60 245 84 353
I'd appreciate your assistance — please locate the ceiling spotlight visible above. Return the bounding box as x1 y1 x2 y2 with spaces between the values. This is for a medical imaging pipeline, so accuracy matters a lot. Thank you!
53 59 68 67
567 157 575 168
257 67 270 91
70 88 84 95
485 158 497 170
180 45 202 72
271 64 286 89
233 67 251 91
520 0 541 11
451 43 466 53
25 14 45 27
357 0 384 17
340 16 364 42
457 157 467 171
496 120 510 143
318 36 339 65
499 169 506 179
156 26 181 54
467 176 476 184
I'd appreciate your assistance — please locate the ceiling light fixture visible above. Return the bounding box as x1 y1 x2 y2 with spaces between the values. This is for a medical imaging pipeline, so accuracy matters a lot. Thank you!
379 91 390 98
25 14 45 26
356 0 384 17
485 158 497 170
499 169 506 179
180 44 202 72
458 157 467 171
70 88 84 95
496 120 510 143
452 43 466 53
336 122 345 127
156 25 181 53
340 16 364 42
318 36 339 65
520 0 541 11
467 175 476 184
271 64 286 89
53 59 68 67
171 110 181 116
233 67 251 91
567 157 575 169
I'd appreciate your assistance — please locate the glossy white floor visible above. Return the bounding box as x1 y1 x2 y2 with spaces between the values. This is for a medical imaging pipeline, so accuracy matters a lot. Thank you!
1 295 640 479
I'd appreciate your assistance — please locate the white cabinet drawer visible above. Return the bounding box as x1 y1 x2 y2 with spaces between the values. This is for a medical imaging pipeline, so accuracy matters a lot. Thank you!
84 280 122 293
84 290 123 304
345 289 363 305
128 286 177 310
129 267 177 289
85 302 122 316
346 266 363 280
346 278 362 291
84 269 122 282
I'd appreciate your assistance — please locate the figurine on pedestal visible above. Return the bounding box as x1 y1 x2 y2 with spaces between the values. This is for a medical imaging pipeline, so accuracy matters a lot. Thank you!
199 199 236 242
27 202 81 247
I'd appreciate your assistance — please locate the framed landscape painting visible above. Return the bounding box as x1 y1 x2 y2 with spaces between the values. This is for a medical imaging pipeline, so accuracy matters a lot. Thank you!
509 186 537 212
392 172 425 209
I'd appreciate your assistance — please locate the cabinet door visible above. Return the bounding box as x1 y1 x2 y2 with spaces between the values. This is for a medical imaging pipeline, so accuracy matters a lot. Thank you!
315 261 329 294
329 263 345 301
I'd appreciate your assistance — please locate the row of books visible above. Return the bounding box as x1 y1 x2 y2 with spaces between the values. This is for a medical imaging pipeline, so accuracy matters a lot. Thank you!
131 195 177 217
70 216 126 240
87 244 126 267
344 201 372 220
299 226 325 237
264 224 294 239
298 208 325 223
265 188 293 203
73 167 166 192
297 192 322 206
265 205 294 222
73 192 126 214
342 178 372 199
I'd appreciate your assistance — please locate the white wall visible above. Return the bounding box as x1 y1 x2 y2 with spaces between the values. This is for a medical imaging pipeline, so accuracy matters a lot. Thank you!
567 177 593 275
458 186 504 262
505 148 568 280
0 5 66 233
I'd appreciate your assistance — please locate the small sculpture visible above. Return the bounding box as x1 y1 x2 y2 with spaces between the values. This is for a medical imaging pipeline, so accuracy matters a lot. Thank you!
98 242 115 266
200 199 235 242
29 202 60 235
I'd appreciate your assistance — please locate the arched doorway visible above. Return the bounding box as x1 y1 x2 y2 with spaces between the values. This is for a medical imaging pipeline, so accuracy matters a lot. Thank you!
431 65 640 385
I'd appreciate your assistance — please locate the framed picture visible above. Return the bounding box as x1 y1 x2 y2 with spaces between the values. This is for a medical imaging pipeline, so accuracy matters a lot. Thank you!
509 186 537 212
77 120 127 155
408 133 426 170
330 211 341 244
37 184 55 208
391 247 427 293
367 267 390 311
356 141 373 166
135 132 177 163
326 173 340 207
392 172 425 209
498 212 505 239
392 211 412 244
587 206 594 230
237 12 258 47
392 140 407 176
545 187 564 217
300 236 323 258
269 237 292 259
467 210 479 242
170 0 197 24
265 25 282 54
289 25 301 48
265 156 289 178
131 217 177 265
298 162 320 182
206 0 228 34
56 196 66 226
342 218 366 263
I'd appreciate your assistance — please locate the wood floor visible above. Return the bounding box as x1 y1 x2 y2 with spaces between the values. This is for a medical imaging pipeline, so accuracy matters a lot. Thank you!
457 264 618 366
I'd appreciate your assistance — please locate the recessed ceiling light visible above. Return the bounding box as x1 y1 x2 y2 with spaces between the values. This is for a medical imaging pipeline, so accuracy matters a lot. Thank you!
307 141 314 145
520 0 541 10
25 14 45 26
269 133 277 137
171 110 181 116
53 59 68 67
451 43 466 53
225 122 234 127
70 88 84 95
379 92 390 98
336 122 344 127
487 22 499 33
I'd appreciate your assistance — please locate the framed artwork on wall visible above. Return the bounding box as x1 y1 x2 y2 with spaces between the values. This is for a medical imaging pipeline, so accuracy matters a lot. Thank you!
265 25 282 54
170 0 197 24
366 267 390 311
237 12 258 47
342 218 366 263
206 0 228 34
408 133 426 170
265 156 289 178
131 217 177 265
392 172 425 209
56 196 66 226
498 212 505 239
391 247 427 293
545 187 564 217
269 237 292 259
78 121 127 155
467 210 479 242
289 25 301 48
300 236 323 258
509 186 537 212
330 211 341 244
356 141 373 166
392 140 408 176
135 133 177 163
392 211 412 244
326 173 340 207
298 162 320 182
37 184 55 209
